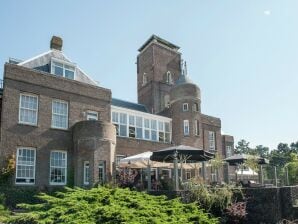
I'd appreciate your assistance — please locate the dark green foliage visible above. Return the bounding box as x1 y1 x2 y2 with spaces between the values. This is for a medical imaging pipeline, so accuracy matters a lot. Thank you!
7 187 218 224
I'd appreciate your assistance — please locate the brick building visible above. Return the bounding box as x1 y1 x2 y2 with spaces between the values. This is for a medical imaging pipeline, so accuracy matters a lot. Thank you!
0 35 234 188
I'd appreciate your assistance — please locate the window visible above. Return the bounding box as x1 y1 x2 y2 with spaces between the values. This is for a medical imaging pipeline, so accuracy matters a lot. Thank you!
186 170 191 180
151 120 157 141
136 116 143 139
209 131 216 151
165 122 171 143
50 151 67 185
166 71 173 84
112 112 119 136
83 161 90 185
86 111 98 120
226 146 232 157
129 115 136 138
193 103 199 112
183 120 189 136
98 161 106 185
116 155 126 167
51 60 75 80
183 103 189 111
158 121 164 142
194 120 199 136
16 147 36 184
144 119 150 140
142 73 148 86
119 113 127 137
52 100 68 129
19 93 38 125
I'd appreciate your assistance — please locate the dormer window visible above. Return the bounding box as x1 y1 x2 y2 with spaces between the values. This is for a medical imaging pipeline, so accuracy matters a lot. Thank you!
51 59 75 80
166 71 173 84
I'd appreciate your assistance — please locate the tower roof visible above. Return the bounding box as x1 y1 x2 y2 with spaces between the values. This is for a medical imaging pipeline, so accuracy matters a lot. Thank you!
138 35 180 52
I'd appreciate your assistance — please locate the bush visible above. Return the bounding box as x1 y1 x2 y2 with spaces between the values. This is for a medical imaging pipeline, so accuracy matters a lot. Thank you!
7 187 218 224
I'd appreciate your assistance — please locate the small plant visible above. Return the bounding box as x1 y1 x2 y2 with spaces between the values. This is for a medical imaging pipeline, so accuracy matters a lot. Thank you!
0 154 16 185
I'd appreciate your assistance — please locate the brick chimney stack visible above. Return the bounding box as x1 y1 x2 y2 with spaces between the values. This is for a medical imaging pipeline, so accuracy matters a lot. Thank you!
50 36 63 51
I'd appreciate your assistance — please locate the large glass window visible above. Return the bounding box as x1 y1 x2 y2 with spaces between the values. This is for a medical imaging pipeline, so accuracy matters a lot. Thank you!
119 113 127 137
51 61 75 80
129 115 136 138
19 94 38 125
165 122 171 143
158 121 165 142
50 151 67 185
16 147 36 184
83 161 90 185
151 120 157 141
112 112 119 136
136 116 143 139
209 131 216 151
144 118 150 140
184 120 189 136
52 100 68 129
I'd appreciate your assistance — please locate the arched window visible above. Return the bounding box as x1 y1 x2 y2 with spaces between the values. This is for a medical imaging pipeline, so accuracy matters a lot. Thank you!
166 71 173 84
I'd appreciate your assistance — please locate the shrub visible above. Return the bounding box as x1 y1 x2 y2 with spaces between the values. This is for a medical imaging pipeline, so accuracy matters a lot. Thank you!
7 187 218 224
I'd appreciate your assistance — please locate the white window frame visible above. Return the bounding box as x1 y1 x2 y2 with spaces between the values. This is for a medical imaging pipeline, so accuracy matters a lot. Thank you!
19 93 38 126
183 103 189 111
51 58 76 80
15 147 36 185
86 110 98 121
49 150 67 185
51 99 69 130
83 161 90 185
183 120 190 136
209 131 216 151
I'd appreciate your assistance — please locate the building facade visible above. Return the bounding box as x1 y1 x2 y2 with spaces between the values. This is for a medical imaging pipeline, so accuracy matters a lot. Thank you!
0 35 234 188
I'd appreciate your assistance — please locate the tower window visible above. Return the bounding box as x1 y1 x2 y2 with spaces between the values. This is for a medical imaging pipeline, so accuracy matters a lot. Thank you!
209 131 216 151
194 120 199 136
193 103 199 112
183 120 189 136
183 103 189 111
142 73 148 86
166 71 173 84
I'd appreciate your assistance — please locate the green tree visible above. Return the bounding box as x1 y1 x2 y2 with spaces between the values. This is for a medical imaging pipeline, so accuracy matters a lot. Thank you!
235 139 252 155
255 145 269 158
284 153 298 185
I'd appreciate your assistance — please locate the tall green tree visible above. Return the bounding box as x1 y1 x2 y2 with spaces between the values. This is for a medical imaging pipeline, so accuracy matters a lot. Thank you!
234 139 252 155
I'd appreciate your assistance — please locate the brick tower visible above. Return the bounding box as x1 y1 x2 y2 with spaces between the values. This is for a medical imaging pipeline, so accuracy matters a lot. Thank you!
137 35 181 114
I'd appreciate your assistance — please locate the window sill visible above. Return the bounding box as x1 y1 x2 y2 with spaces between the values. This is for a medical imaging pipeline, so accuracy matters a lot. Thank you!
50 127 70 132
18 123 38 128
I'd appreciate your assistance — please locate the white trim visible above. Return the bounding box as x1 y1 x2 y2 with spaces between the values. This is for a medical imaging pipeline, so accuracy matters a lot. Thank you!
86 110 98 120
183 120 190 136
18 50 53 66
49 150 67 185
18 93 38 126
183 103 189 112
111 105 172 122
15 147 36 185
51 99 69 130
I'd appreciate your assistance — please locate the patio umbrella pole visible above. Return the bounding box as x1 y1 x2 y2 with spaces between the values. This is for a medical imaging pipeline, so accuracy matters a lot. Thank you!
147 162 151 191
174 151 179 191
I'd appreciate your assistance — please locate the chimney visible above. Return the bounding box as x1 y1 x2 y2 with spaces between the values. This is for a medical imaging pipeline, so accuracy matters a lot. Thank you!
50 36 63 51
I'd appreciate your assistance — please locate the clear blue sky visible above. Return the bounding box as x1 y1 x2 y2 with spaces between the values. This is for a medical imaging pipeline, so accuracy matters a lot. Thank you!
1 1 297 150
